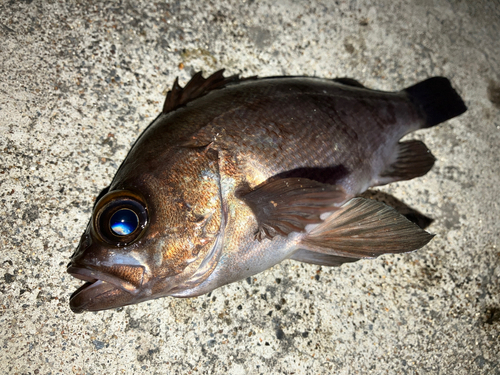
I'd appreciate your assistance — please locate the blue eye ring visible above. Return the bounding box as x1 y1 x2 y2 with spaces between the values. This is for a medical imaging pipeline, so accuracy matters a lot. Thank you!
93 190 148 246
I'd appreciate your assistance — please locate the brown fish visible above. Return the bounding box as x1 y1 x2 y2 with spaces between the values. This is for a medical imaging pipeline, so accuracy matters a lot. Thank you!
67 70 466 313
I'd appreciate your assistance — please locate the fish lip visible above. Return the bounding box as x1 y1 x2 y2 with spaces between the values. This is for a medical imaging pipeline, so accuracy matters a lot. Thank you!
67 266 142 296
67 265 146 313
68 278 124 313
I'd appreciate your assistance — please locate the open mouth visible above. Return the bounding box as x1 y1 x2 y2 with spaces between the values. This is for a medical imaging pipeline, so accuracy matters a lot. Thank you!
67 266 144 313
69 271 100 299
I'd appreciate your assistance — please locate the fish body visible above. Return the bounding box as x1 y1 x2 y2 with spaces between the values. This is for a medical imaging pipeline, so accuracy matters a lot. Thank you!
68 71 466 312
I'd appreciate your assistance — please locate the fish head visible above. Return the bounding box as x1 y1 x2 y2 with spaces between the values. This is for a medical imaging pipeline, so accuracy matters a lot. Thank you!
67 147 225 313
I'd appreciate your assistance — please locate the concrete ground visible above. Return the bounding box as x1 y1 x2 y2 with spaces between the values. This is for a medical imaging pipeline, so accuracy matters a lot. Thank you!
1 0 499 374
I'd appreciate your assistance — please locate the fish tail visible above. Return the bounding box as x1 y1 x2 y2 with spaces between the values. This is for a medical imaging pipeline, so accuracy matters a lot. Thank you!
404 77 467 128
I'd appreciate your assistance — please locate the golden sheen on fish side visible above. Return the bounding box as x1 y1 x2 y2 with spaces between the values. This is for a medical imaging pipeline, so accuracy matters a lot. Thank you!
67 70 467 313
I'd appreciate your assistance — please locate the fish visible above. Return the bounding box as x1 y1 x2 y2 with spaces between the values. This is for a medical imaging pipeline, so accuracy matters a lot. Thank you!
67 70 467 313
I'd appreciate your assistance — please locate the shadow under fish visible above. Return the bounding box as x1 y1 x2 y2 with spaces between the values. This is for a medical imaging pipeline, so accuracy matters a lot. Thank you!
359 190 434 230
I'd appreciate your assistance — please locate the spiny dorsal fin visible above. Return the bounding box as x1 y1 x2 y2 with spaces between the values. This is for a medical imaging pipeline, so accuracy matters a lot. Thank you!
162 69 252 113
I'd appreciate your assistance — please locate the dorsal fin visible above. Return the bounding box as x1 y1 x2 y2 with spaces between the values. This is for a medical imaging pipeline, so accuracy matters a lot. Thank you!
332 77 365 88
162 69 252 113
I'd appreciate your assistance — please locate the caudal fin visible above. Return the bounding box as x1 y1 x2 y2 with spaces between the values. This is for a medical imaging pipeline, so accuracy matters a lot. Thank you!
405 77 467 128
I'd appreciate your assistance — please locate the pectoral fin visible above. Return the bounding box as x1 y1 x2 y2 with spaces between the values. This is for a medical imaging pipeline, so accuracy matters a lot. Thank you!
293 197 433 265
239 178 347 241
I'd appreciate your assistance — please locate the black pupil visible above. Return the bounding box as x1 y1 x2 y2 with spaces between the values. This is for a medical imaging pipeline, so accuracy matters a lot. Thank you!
109 209 139 236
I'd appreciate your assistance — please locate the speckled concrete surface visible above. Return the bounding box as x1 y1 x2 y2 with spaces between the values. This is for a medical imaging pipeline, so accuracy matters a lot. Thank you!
1 0 499 374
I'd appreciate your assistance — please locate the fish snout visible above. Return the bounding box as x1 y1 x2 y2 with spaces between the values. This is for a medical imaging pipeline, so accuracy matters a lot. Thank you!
67 230 151 312
67 265 146 313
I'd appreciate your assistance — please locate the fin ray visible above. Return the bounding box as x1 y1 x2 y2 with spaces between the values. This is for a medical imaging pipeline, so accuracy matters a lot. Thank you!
379 140 436 183
162 70 255 114
300 197 434 260
290 249 360 267
239 178 347 241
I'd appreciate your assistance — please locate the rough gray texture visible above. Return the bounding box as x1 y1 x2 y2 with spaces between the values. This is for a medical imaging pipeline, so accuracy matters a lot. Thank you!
1 0 499 374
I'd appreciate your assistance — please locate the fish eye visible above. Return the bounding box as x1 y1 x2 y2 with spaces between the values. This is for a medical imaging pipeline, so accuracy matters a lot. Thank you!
109 209 139 236
93 190 148 246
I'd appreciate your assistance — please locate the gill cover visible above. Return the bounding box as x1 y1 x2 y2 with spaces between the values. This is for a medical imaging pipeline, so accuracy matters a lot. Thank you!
68 147 226 312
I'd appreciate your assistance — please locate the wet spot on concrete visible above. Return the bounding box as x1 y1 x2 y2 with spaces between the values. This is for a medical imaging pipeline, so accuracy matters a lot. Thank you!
441 201 460 229
137 347 160 362
93 340 105 350
484 307 500 325
276 328 285 340
248 26 272 49
125 316 141 331
4 273 15 283
22 205 39 222
344 42 355 54
487 80 500 108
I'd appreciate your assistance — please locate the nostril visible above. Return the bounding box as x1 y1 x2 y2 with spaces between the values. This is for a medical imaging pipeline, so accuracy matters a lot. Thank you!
81 233 92 248
71 232 92 259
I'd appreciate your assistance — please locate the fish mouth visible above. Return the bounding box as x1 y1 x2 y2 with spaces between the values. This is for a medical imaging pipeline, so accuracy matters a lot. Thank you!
67 266 144 313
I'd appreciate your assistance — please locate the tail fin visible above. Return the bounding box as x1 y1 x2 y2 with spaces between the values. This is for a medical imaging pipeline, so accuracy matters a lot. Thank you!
404 77 467 128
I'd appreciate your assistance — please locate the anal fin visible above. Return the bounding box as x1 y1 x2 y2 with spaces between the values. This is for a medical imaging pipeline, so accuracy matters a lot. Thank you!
298 197 434 264
379 140 436 184
290 250 360 267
